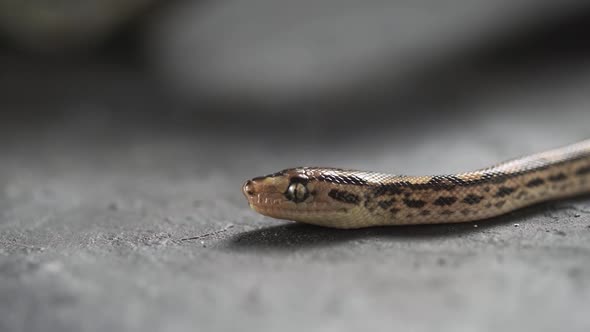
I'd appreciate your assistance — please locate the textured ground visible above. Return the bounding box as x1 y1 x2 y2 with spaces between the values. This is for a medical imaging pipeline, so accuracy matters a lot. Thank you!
1 55 590 332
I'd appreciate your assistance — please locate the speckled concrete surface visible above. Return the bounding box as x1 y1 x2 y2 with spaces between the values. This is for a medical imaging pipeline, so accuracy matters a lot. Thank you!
1 58 590 332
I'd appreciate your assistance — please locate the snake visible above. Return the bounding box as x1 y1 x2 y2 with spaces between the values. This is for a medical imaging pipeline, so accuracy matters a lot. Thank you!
242 140 590 229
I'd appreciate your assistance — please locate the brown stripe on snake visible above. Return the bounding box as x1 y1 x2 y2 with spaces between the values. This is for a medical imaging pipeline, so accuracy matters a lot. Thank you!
310 156 588 191
242 139 590 228
317 173 369 186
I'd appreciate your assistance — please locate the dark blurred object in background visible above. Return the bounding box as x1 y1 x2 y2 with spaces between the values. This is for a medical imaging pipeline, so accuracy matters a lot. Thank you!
146 0 590 109
0 0 155 52
1 0 590 113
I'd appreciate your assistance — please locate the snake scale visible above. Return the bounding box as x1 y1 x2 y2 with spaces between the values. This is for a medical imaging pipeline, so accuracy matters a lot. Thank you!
242 140 590 228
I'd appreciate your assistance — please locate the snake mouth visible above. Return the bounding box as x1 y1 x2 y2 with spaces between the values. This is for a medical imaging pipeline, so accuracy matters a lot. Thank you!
248 199 357 228
247 194 336 217
244 193 286 208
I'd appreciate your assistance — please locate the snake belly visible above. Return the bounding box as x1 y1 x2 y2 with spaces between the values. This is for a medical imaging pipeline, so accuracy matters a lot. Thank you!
242 140 590 228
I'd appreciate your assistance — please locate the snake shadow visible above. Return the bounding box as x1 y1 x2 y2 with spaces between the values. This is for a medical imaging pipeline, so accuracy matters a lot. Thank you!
227 195 590 251
226 219 502 251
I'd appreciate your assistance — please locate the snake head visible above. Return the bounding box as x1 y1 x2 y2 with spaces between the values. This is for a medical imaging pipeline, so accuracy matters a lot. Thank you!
242 168 313 215
242 167 367 228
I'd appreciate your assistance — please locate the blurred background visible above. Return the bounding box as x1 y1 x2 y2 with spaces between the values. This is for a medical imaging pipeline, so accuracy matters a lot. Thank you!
2 1 590 331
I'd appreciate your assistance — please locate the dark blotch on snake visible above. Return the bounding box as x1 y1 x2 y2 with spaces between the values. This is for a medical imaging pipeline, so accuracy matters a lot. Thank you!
377 199 395 209
433 196 458 206
403 199 427 208
495 186 516 198
463 194 484 205
328 189 360 204
373 184 404 196
575 166 590 176
363 196 377 213
548 173 568 182
526 178 545 187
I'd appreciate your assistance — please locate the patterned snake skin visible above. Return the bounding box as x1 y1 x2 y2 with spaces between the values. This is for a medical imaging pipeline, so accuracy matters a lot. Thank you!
242 140 590 228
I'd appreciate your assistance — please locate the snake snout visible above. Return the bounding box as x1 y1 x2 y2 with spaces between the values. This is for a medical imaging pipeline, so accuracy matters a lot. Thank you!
242 180 256 198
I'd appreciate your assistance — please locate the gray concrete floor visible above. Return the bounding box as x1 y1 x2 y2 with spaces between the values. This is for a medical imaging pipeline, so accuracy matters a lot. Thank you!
1 58 590 332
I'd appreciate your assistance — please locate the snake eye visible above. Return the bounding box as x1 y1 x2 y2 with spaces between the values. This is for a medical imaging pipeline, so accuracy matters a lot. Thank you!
285 182 309 203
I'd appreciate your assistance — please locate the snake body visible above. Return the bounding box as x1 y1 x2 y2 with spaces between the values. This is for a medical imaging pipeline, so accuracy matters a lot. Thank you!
242 140 590 228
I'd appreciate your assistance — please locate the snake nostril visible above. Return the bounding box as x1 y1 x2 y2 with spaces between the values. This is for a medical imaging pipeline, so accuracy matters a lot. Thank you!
243 180 255 196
